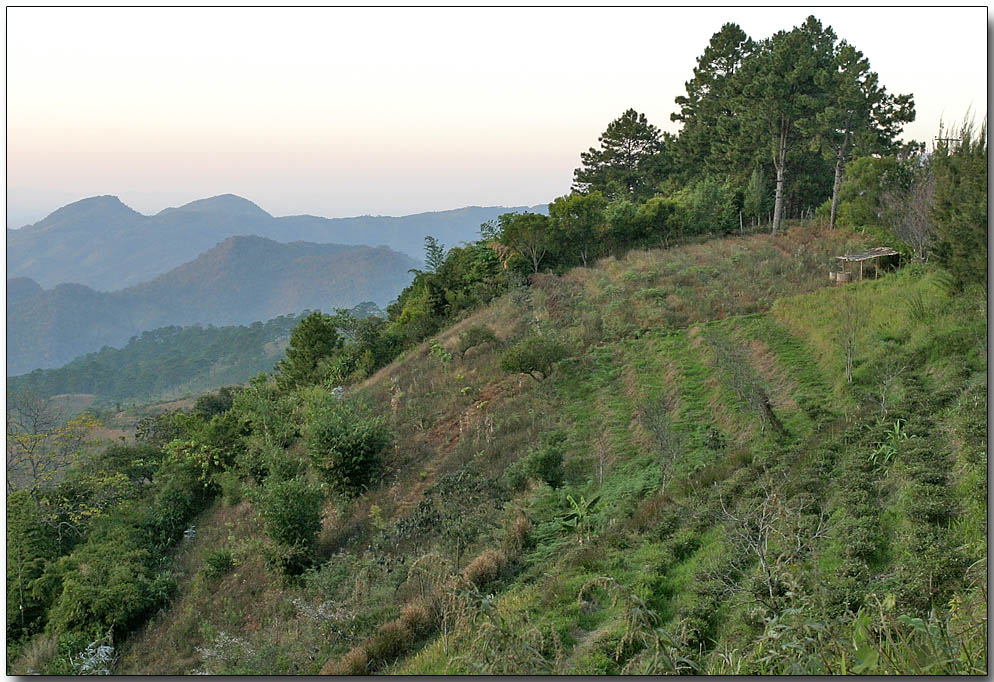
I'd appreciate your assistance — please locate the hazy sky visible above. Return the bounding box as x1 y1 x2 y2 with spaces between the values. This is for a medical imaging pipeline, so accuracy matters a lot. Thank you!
6 6 988 227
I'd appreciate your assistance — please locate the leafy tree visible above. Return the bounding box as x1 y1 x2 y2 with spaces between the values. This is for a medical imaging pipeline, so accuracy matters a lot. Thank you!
813 40 915 228
276 312 343 390
684 176 742 235
603 199 642 251
498 212 552 274
932 119 988 292
193 386 240 420
548 191 608 266
832 155 911 229
302 391 392 498
635 196 684 246
743 167 772 226
6 392 103 494
499 335 569 381
44 521 175 636
7 490 61 642
573 108 666 202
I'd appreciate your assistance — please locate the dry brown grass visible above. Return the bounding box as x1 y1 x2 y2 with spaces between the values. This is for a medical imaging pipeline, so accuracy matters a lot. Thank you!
9 633 58 675
399 599 437 638
461 549 506 588
323 645 369 675
504 515 533 556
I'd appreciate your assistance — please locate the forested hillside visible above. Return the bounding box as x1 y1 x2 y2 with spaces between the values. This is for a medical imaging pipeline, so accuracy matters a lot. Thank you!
6 15 986 676
7 237 416 375
7 304 385 406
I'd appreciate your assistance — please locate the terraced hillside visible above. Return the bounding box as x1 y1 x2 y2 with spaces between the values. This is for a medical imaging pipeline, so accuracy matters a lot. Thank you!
41 224 984 675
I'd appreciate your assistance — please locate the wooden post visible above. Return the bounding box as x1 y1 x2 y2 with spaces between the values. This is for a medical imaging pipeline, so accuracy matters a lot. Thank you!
859 261 863 281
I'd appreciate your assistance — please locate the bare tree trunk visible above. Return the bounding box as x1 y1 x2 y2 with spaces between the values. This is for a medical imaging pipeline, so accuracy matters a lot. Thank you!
829 126 851 230
772 161 785 235
772 123 788 236
829 159 844 230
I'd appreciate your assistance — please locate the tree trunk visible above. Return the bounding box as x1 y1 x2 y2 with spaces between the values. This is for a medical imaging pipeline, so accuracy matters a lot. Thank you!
829 128 851 230
772 122 788 235
772 161 785 235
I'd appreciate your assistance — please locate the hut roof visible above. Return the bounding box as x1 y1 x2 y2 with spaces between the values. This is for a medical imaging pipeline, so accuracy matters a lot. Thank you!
835 246 899 262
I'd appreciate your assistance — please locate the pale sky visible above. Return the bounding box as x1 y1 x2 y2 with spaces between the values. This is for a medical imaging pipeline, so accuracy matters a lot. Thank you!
6 6 988 227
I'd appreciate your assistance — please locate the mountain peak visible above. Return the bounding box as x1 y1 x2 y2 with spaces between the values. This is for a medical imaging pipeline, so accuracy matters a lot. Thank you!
157 194 272 219
36 195 141 224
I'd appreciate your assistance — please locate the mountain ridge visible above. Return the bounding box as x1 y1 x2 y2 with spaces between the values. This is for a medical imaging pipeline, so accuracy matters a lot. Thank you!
7 236 419 375
7 194 547 290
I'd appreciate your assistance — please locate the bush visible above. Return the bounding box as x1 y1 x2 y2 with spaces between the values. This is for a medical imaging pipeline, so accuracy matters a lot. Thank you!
264 540 315 577
46 523 175 636
217 470 243 506
499 335 570 381
457 324 498 358
202 549 235 579
363 620 410 665
527 431 567 488
255 476 324 550
502 432 567 491
302 392 392 498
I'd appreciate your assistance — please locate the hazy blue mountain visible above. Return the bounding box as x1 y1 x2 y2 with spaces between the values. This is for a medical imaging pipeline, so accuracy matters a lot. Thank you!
6 194 546 290
7 237 418 375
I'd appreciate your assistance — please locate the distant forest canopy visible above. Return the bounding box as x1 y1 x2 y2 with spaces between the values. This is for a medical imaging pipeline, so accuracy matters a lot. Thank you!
6 303 385 404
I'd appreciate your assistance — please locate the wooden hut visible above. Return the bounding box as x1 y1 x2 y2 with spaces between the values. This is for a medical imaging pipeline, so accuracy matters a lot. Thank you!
833 247 899 283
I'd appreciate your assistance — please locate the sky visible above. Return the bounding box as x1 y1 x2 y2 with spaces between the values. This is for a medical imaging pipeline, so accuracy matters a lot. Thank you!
6 6 989 227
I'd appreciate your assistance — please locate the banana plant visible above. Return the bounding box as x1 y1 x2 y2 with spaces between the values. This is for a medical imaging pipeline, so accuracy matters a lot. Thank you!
557 493 601 544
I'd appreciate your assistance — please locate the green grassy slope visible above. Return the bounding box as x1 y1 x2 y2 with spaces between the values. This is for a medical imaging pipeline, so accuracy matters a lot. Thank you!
107 225 985 675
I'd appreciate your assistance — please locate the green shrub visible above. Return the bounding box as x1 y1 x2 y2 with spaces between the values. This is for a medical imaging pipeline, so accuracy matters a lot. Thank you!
217 470 243 506
528 432 567 488
499 335 570 381
457 325 498 358
46 523 175 636
202 549 235 579
264 540 315 578
503 458 530 492
302 391 392 498
255 476 324 550
502 432 567 490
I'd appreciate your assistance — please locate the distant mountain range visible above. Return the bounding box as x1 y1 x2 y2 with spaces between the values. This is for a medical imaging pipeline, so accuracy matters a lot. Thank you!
6 194 546 291
7 236 419 375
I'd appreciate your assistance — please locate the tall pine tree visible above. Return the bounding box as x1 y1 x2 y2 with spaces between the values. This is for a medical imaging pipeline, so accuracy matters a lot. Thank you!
572 109 666 202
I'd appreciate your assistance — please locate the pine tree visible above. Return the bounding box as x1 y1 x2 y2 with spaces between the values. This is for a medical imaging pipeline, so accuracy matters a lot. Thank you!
572 109 666 202
276 312 343 389
732 16 837 234
812 41 915 229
